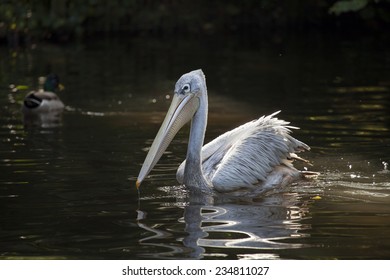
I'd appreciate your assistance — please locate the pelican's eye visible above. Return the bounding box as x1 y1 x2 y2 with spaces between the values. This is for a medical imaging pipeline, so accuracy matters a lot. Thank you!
182 84 190 94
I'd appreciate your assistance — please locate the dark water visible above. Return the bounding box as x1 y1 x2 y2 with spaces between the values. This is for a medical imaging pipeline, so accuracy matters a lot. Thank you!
1 36 390 259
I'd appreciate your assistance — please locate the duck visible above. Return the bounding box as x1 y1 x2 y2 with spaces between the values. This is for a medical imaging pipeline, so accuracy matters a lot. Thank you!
22 74 65 115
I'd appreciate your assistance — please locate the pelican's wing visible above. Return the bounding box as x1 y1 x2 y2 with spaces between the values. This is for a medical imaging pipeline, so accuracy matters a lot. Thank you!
204 112 309 192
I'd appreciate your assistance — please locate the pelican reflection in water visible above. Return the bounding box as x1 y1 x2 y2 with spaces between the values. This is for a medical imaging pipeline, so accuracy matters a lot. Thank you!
136 192 311 259
137 69 317 194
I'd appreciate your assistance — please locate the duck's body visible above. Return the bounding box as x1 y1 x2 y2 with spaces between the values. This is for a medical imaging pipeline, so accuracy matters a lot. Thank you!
137 69 316 193
22 90 65 114
22 74 64 115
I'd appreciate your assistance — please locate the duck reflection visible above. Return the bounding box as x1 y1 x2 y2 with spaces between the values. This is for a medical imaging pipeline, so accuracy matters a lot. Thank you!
137 188 312 259
22 110 63 128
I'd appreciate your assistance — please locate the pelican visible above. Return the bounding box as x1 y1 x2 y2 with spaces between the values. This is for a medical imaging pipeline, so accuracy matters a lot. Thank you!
22 74 64 115
136 69 316 193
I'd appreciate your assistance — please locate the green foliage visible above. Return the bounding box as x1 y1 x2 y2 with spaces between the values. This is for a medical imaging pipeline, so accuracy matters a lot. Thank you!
329 0 370 15
329 0 390 23
0 0 389 44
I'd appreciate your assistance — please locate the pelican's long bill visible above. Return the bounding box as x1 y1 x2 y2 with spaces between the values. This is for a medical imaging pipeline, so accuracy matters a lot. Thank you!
136 93 199 188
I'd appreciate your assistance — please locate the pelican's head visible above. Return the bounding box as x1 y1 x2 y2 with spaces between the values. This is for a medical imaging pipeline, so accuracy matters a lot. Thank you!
136 69 206 188
174 69 206 96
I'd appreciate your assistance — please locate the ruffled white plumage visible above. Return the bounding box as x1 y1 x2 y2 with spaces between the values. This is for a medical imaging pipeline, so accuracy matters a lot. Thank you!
177 111 310 192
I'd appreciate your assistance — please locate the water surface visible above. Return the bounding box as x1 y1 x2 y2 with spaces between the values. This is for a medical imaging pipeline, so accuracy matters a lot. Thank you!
1 36 390 259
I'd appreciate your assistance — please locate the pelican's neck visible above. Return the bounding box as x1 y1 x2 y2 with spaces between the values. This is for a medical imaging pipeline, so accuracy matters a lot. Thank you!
183 89 210 190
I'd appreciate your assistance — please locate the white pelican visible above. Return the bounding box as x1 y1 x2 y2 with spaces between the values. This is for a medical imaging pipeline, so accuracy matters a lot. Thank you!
22 74 64 115
136 69 315 193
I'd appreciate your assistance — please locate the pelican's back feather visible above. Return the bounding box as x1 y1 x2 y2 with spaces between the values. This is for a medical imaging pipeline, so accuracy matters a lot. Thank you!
205 112 309 192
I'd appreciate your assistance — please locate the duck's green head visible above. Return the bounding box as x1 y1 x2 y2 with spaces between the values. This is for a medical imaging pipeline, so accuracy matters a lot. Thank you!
43 74 61 92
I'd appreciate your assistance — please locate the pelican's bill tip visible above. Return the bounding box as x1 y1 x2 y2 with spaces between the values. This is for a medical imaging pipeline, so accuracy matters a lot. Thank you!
135 179 141 189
